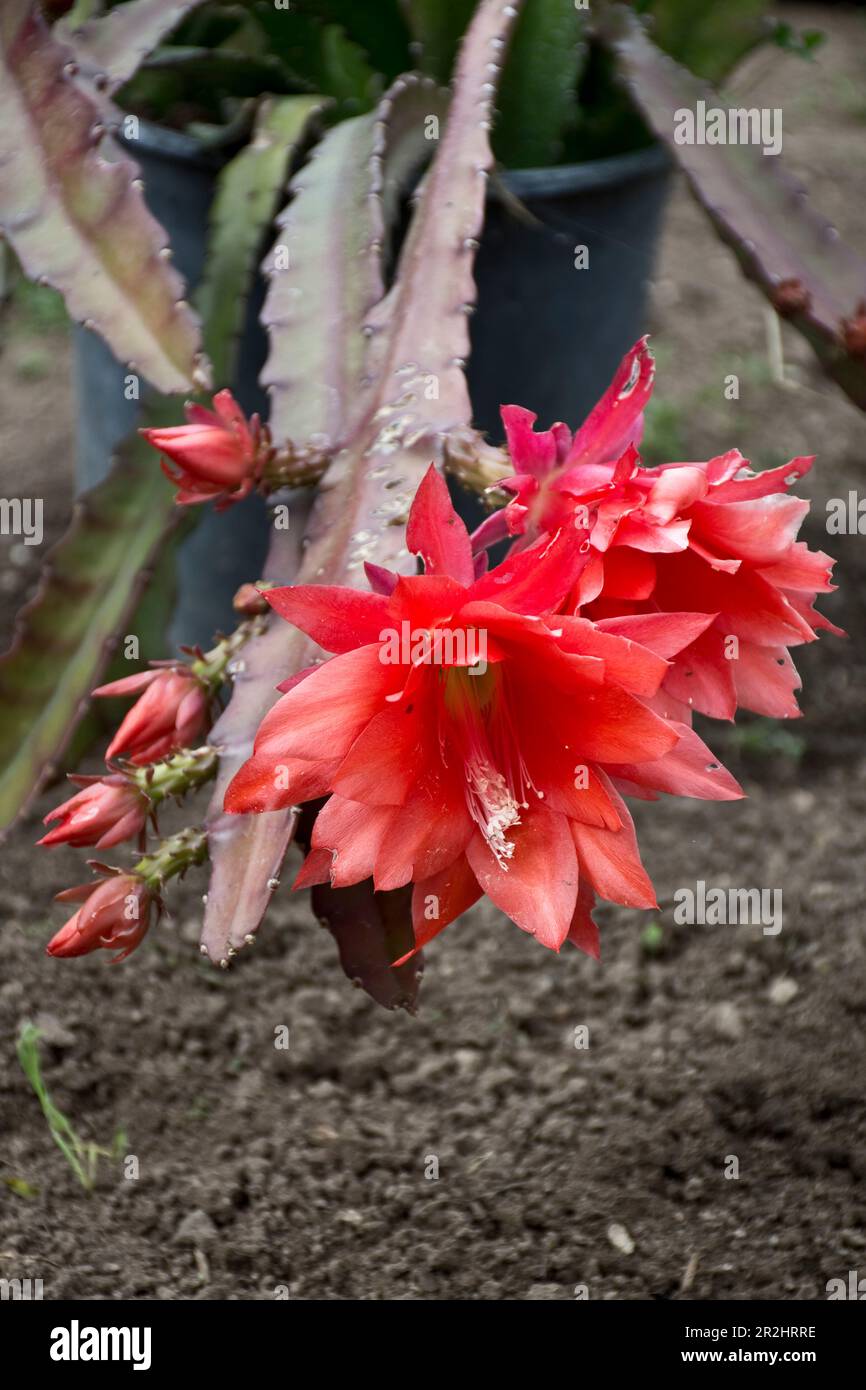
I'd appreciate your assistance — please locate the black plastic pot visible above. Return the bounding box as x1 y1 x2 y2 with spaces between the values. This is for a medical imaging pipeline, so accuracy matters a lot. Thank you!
73 127 670 644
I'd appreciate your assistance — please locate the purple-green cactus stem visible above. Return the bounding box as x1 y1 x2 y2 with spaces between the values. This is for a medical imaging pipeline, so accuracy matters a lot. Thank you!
598 4 866 411
0 0 208 393
200 0 526 991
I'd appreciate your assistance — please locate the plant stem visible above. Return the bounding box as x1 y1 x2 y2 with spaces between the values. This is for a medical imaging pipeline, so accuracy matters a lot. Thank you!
191 615 267 691
134 826 208 893
134 745 218 808
443 427 511 500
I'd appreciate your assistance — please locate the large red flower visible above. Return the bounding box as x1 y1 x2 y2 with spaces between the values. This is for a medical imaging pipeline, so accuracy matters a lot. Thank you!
226 466 741 959
473 340 840 720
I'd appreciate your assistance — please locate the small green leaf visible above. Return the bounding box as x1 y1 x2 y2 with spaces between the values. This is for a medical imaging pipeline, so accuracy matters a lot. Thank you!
16 1022 126 1192
646 0 770 85
768 22 825 63
640 920 664 954
3 1175 40 1199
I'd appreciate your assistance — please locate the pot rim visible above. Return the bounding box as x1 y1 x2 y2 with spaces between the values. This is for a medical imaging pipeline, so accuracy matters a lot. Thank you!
121 116 670 188
500 143 671 197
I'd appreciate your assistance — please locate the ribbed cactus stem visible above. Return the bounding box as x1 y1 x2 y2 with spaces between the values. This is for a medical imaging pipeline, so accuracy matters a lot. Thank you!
190 614 268 692
134 746 218 807
134 826 208 893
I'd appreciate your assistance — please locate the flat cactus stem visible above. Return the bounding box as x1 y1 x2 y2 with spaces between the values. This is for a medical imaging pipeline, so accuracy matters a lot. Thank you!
311 881 422 1013
599 5 866 411
363 0 523 436
261 75 448 453
0 400 183 839
0 1 207 394
58 0 210 92
200 527 307 969
201 0 524 968
196 94 325 388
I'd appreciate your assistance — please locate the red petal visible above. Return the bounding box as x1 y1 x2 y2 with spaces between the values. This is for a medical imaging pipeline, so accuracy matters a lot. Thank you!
662 627 738 721
690 495 809 567
374 776 473 891
265 585 390 653
597 547 657 600
293 847 333 890
730 641 802 719
594 611 717 660
251 645 398 762
500 405 566 479
613 723 743 800
92 669 159 699
311 796 396 887
554 615 669 697
224 753 336 814
571 782 657 909
642 464 708 522
709 455 813 502
331 678 437 807
466 526 587 616
757 540 835 594
466 804 578 950
406 465 475 584
405 855 483 959
566 877 601 960
566 337 655 469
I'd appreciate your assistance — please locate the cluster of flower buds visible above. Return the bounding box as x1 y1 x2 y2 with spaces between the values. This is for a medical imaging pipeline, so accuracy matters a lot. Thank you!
39 618 261 962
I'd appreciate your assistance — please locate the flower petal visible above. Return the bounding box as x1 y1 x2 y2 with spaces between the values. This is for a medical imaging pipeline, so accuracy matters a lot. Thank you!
406 464 475 584
565 337 655 469
466 803 578 949
266 584 391 653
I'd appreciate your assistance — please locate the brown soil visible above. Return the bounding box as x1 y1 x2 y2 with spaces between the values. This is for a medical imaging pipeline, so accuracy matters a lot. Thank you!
1 3 865 1300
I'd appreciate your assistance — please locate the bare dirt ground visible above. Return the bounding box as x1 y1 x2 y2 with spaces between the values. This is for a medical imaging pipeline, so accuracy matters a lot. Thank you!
0 3 864 1300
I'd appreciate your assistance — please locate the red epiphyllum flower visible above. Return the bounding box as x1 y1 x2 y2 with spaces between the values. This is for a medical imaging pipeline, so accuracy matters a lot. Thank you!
474 340 841 720
141 389 265 510
226 465 741 960
38 774 148 849
93 666 209 765
46 874 154 963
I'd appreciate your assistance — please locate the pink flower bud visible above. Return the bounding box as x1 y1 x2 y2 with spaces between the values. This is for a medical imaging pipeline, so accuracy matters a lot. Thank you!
38 775 147 849
141 390 265 510
46 875 154 963
93 666 209 765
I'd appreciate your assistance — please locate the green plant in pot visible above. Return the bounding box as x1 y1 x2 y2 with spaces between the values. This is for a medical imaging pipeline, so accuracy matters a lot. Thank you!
0 0 859 1008
67 0 794 439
